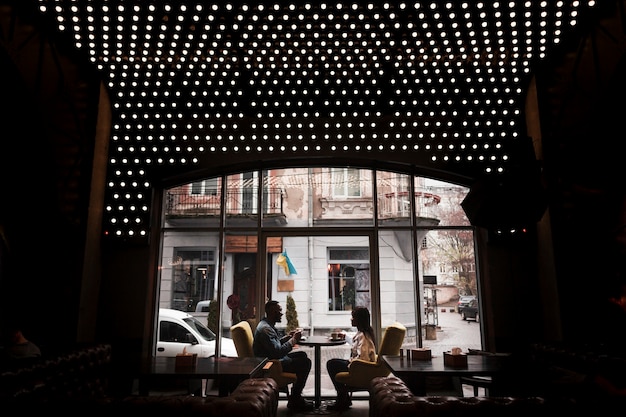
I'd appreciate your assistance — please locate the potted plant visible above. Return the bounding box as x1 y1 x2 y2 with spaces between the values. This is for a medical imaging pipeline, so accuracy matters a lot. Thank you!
206 299 219 334
285 294 299 333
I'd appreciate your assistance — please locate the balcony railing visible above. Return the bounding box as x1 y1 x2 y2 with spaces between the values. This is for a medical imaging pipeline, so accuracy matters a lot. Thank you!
378 190 442 219
165 187 441 221
165 188 284 217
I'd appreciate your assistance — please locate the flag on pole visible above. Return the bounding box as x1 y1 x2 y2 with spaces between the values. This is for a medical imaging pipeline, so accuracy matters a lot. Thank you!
276 250 297 275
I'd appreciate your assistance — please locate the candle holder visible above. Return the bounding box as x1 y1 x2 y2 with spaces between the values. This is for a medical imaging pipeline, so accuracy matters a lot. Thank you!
411 348 432 361
175 353 198 368
443 351 468 367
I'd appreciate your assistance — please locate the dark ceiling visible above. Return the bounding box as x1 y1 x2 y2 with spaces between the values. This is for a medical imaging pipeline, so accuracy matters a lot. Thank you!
31 0 598 178
1 0 625 245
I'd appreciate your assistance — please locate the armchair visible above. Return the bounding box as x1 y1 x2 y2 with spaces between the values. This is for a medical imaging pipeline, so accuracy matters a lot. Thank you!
335 322 406 394
229 320 297 399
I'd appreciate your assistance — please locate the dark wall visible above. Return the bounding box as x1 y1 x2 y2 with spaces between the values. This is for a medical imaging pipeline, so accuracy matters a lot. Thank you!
0 48 82 351
98 243 154 391
535 3 626 345
0 2 97 354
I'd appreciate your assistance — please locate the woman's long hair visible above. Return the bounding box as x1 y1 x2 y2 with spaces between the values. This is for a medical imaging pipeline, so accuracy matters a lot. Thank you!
352 306 376 349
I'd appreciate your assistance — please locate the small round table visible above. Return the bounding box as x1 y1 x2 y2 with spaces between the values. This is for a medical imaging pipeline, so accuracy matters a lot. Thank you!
298 335 347 409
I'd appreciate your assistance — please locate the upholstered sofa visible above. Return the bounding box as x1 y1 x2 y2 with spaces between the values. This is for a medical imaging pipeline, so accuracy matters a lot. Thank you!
0 344 279 417
368 376 578 417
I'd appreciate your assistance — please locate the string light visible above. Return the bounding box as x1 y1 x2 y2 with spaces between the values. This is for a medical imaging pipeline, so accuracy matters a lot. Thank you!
36 0 596 239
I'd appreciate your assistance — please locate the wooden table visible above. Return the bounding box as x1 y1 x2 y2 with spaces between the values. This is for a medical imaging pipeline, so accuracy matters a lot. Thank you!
383 354 510 395
139 356 268 396
298 336 347 408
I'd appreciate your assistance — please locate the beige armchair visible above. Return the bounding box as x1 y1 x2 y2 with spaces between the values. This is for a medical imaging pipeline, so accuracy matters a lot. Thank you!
335 322 407 393
229 320 297 399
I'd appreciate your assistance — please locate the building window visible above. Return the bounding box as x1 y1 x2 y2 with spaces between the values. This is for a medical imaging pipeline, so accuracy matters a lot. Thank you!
171 249 216 312
191 178 218 195
421 237 428 249
328 248 369 312
331 168 361 197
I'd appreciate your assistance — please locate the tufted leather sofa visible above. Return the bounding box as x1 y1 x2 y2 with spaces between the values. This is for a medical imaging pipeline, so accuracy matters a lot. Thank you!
0 344 279 417
87 377 278 417
369 376 576 417
0 343 113 402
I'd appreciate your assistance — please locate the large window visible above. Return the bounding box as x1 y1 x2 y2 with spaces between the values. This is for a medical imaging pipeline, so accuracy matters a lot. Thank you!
159 167 480 362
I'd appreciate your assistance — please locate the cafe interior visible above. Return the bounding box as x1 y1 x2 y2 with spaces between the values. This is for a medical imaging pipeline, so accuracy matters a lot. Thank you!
1 0 626 413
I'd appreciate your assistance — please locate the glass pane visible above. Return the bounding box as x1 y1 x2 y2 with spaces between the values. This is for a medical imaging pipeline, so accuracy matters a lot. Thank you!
157 230 237 359
170 249 216 312
378 230 417 344
260 167 307 227
418 228 480 357
319 168 373 226
414 177 471 226
225 171 260 228
377 171 412 226
265 235 371 399
263 235 371 326
263 167 374 227
163 177 222 228
266 235 311 321
222 234 259 326
327 248 369 312
159 243 219 313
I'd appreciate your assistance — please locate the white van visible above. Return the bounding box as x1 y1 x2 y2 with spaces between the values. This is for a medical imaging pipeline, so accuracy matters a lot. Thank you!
156 308 238 358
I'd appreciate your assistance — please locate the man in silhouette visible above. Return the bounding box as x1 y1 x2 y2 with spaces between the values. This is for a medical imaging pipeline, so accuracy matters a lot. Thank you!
253 300 313 411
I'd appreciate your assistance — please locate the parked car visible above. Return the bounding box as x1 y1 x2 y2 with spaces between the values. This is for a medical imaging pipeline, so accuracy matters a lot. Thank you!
457 295 477 314
195 300 211 312
461 298 479 322
157 308 238 358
